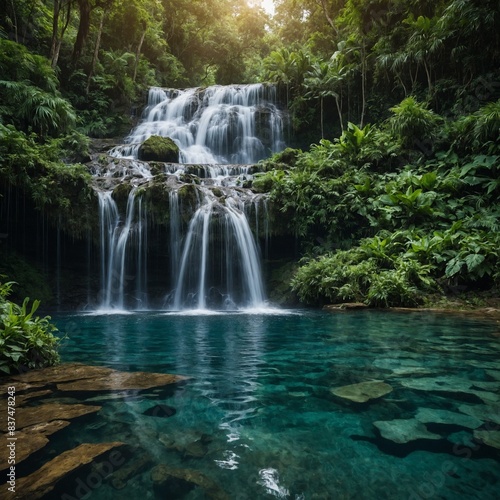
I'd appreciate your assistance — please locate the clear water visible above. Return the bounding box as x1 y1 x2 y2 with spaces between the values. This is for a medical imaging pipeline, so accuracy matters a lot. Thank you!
41 310 499 499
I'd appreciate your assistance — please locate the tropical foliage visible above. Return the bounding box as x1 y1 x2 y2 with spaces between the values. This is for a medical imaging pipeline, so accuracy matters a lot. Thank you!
0 280 61 375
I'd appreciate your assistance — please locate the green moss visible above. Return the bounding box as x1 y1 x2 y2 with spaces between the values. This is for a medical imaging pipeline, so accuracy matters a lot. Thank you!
138 135 180 162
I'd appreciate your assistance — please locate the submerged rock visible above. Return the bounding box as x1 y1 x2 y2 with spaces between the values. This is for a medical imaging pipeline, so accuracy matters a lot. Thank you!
458 403 500 426
0 420 70 470
374 419 441 444
331 380 393 403
151 464 229 500
143 404 177 418
473 430 500 450
400 376 499 403
415 407 483 429
109 452 153 489
14 442 124 499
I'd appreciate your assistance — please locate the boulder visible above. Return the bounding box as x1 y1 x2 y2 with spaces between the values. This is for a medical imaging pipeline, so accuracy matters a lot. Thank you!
331 380 393 403
138 135 179 162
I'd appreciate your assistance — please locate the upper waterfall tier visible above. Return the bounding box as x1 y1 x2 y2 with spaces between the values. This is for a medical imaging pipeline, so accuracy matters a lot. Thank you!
111 84 287 164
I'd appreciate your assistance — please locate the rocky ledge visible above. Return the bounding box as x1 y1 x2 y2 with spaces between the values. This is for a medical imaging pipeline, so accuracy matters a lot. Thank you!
0 363 188 498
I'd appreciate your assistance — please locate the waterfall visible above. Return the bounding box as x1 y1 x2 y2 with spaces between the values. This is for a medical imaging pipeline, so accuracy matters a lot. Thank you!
98 189 147 310
111 84 286 164
95 83 285 311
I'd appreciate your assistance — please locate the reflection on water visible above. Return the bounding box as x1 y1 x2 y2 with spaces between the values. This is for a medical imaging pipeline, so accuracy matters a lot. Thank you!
41 310 500 499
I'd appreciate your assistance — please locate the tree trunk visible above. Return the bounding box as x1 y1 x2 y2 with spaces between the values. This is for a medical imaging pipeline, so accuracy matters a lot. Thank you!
133 28 147 83
359 41 366 128
335 95 343 133
316 0 338 35
51 0 72 69
320 96 324 139
72 0 92 64
86 9 105 94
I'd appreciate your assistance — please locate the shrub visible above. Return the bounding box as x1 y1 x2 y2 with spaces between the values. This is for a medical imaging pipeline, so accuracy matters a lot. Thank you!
0 280 61 375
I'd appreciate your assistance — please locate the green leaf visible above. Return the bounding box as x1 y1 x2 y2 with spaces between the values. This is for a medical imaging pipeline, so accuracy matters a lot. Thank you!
464 253 485 272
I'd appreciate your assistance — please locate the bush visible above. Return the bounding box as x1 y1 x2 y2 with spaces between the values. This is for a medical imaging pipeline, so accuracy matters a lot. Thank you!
0 280 61 375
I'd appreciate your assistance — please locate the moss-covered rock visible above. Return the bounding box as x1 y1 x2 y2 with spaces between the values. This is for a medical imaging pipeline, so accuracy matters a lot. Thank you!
138 136 180 163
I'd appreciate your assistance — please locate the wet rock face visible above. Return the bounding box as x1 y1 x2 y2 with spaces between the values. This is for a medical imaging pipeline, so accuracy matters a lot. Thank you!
138 135 180 163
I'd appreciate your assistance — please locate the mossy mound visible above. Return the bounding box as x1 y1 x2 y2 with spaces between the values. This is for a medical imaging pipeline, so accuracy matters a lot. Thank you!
138 136 180 163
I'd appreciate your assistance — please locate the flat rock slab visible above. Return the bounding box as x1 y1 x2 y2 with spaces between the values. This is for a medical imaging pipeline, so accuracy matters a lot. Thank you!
400 376 499 403
458 403 500 426
0 403 100 432
1 420 71 470
374 419 441 444
57 369 187 392
14 442 124 500
473 430 500 450
415 407 483 429
5 363 187 393
331 380 393 403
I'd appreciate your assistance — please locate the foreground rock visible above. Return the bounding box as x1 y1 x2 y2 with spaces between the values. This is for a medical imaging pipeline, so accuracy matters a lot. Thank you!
0 420 71 471
4 362 187 393
0 403 100 432
331 380 393 403
374 419 441 444
14 442 124 499
0 363 187 473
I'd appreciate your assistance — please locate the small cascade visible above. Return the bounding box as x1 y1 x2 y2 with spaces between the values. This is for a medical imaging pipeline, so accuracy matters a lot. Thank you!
98 189 147 310
93 83 286 311
111 84 286 164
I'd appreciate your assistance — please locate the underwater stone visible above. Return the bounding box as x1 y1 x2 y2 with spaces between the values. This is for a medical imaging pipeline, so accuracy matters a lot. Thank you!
14 442 125 500
109 453 153 489
331 380 393 403
400 376 499 403
374 419 441 444
458 403 500 425
0 420 70 470
143 404 177 418
138 135 180 162
415 408 483 429
151 464 229 500
473 430 500 450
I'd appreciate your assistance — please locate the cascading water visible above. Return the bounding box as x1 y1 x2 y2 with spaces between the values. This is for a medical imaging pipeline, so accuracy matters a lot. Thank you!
98 189 148 311
111 84 286 164
95 83 285 311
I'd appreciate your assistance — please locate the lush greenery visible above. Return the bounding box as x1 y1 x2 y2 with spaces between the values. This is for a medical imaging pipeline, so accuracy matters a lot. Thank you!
0 280 60 375
0 1 499 310
257 97 499 306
